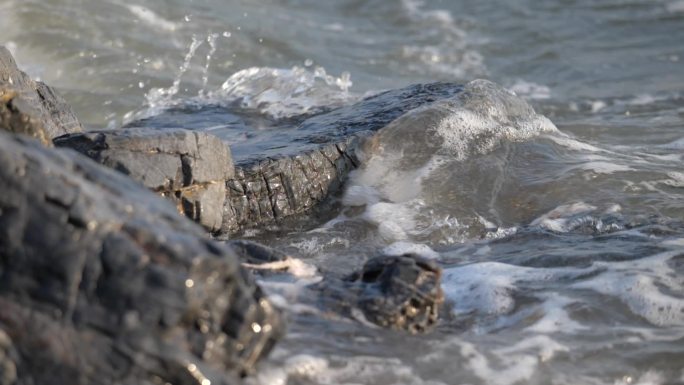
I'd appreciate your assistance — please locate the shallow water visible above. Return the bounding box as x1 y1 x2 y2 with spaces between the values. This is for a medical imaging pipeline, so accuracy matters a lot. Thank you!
4 0 684 383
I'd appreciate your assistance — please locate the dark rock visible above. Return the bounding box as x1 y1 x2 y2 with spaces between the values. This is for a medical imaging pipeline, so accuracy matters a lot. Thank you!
0 132 282 385
54 128 234 233
0 46 82 144
231 241 443 334
338 254 443 334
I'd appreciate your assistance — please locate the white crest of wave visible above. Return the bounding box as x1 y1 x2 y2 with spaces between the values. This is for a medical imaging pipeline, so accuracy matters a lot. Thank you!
342 79 557 244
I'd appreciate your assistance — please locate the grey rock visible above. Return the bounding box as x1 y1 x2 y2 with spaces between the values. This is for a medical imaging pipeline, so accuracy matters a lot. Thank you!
0 132 282 385
0 46 82 144
54 128 234 233
229 240 444 334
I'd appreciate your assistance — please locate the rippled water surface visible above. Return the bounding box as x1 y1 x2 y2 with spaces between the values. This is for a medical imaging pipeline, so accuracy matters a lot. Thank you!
4 0 684 383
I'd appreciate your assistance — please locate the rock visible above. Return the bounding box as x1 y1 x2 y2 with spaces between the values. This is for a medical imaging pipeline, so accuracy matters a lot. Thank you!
0 132 282 385
54 128 234 233
338 254 443 334
230 241 443 334
103 83 463 234
0 46 82 144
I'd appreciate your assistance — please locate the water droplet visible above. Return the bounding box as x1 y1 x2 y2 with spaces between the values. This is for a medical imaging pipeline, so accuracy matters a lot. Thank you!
184 15 191 22
251 322 262 333
138 82 145 89
304 59 313 67
258 38 263 43
223 31 231 38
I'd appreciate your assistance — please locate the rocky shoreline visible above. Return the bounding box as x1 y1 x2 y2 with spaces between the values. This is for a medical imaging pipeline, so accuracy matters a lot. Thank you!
0 46 449 384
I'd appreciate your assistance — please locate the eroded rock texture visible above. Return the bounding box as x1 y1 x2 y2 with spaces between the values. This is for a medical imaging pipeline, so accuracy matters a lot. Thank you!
0 46 82 144
55 128 233 233
0 132 282 385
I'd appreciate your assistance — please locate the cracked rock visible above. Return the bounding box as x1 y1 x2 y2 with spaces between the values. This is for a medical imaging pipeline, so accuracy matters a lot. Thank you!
0 131 282 385
54 128 234 233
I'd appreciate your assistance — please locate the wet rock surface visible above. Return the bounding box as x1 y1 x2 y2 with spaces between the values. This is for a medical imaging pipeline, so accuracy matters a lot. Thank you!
112 83 466 234
0 132 282 385
0 46 82 144
230 241 444 334
54 128 234 233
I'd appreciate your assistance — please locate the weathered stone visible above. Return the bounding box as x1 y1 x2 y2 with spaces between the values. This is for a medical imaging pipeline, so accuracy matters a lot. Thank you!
54 128 233 233
0 46 82 144
0 132 282 385
231 241 443 334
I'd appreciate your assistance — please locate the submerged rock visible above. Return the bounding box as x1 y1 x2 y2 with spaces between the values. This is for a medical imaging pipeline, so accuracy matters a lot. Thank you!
0 46 82 144
229 240 444 334
0 132 282 385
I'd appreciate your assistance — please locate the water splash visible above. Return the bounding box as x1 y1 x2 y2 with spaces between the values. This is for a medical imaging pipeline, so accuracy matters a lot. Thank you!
144 35 203 111
200 33 219 97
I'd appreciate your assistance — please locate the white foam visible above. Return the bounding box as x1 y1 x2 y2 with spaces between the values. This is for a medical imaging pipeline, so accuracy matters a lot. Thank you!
572 251 684 327
382 241 440 259
242 257 318 278
508 79 551 100
613 370 665 385
442 261 590 315
531 202 597 232
341 185 380 207
577 161 633 174
544 133 608 153
363 201 417 241
249 353 447 385
460 335 569 385
660 171 684 187
525 294 588 334
126 5 178 32
434 80 558 160
211 66 354 119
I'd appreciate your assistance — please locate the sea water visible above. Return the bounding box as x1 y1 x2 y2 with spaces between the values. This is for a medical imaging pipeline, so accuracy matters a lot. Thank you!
3 0 684 383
